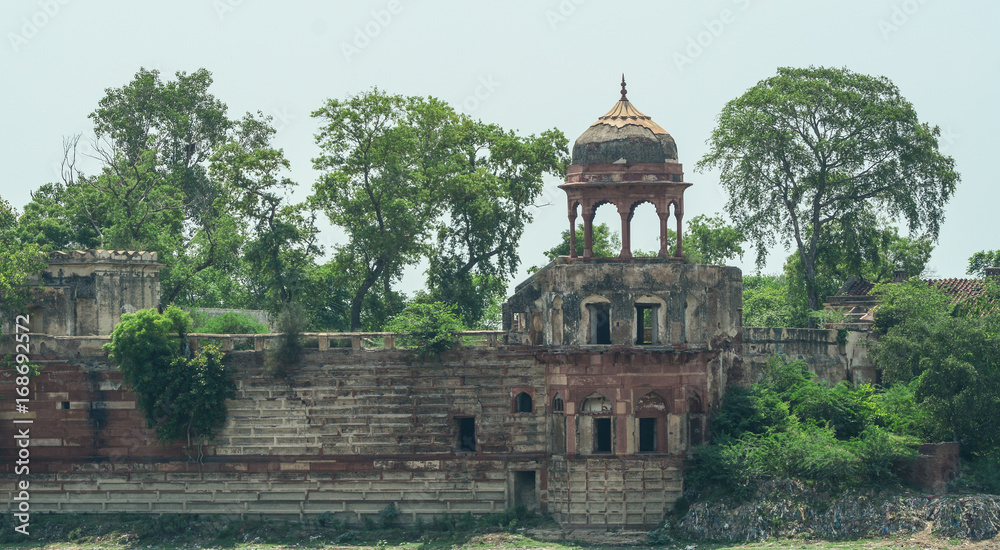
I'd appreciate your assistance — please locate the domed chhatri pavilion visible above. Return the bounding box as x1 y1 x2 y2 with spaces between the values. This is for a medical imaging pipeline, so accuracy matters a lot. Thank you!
561 76 691 260
502 78 742 526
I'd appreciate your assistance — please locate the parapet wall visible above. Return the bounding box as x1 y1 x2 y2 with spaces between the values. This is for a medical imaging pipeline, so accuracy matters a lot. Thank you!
0 346 547 521
740 327 876 385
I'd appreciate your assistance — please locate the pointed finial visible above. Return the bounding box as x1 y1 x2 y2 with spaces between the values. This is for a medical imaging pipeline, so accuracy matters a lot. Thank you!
620 74 628 101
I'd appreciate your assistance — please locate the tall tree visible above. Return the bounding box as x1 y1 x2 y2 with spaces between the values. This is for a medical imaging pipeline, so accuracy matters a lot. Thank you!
697 66 959 316
426 118 568 326
18 68 308 311
311 89 452 330
0 197 46 315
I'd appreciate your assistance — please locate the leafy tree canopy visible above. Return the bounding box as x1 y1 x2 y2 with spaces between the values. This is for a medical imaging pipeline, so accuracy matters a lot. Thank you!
968 250 1000 278
870 278 1000 454
385 301 466 361
17 68 316 313
311 88 568 330
0 197 46 315
698 66 959 315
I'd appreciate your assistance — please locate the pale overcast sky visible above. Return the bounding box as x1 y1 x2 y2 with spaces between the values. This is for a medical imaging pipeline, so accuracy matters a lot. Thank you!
2 1 996 294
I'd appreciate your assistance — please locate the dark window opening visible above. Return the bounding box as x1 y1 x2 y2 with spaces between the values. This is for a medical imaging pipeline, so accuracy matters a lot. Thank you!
456 417 476 452
515 392 532 413
552 394 564 413
638 417 657 452
58 401 70 410
635 304 658 345
513 471 538 510
588 303 611 345
594 417 612 453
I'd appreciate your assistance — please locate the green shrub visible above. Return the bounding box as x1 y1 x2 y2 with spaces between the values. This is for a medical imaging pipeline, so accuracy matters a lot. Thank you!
194 312 268 334
104 307 236 448
687 356 919 496
386 302 465 361
378 502 399 528
266 302 308 377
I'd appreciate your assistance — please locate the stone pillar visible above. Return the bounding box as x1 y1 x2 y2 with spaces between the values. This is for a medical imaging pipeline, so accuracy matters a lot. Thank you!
583 213 594 259
568 210 578 258
618 205 632 259
673 207 684 259
658 212 670 258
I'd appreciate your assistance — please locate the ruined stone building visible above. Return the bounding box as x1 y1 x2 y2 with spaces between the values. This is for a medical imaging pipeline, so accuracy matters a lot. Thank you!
1 82 872 528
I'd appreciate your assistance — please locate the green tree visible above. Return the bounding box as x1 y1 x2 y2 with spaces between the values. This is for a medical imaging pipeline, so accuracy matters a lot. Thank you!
968 250 1000 278
742 274 809 328
426 118 568 326
870 279 1000 453
683 214 745 265
543 222 621 261
697 66 959 317
104 306 236 448
19 68 310 312
0 197 46 315
311 89 452 330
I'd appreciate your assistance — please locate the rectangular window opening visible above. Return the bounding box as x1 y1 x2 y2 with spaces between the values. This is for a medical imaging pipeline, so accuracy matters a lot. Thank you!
456 417 476 452
588 304 611 345
638 417 657 452
594 417 612 453
635 304 658 345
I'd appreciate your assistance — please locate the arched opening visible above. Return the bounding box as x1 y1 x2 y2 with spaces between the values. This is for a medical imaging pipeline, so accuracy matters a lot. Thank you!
568 201 581 258
581 393 612 413
628 200 660 257
514 392 533 413
552 393 564 413
587 200 620 258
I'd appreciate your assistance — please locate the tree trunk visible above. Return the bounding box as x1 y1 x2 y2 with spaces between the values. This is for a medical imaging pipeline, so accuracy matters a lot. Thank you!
350 273 379 331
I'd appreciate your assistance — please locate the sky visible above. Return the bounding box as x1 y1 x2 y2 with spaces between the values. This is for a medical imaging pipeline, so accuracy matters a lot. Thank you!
2 0 997 295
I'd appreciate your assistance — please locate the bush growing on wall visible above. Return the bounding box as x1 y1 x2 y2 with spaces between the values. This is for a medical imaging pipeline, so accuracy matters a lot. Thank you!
688 356 918 498
386 301 465 361
104 306 236 450
266 302 307 377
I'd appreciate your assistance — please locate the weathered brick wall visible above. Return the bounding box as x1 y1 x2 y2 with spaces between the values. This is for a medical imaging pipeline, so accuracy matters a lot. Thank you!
0 348 548 522
740 327 876 385
1 346 694 527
